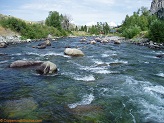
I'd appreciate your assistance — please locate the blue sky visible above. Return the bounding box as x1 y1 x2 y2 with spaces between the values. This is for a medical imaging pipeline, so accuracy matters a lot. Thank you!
0 0 152 26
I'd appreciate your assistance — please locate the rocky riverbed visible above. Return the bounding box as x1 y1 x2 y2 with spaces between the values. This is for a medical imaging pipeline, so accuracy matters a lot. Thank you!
0 37 164 122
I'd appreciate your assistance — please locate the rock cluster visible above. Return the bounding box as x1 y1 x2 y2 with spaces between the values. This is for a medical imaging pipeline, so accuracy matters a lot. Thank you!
10 60 57 75
131 39 164 49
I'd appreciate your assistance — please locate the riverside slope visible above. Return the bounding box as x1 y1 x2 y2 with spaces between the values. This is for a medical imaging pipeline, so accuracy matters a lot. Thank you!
0 37 164 123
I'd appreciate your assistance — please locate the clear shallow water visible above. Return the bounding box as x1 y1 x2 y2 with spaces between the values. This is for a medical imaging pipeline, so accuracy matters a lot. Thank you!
0 37 164 123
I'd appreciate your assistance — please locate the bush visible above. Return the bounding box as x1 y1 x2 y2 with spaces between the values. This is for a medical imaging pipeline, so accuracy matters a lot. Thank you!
149 20 164 43
122 25 141 39
0 17 69 39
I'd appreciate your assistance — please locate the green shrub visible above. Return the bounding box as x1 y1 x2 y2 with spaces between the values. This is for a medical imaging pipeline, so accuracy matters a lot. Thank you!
122 25 141 39
0 16 69 39
149 20 164 43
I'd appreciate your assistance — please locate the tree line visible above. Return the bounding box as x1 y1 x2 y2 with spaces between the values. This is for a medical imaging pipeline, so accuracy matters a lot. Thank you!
73 22 111 35
119 7 164 43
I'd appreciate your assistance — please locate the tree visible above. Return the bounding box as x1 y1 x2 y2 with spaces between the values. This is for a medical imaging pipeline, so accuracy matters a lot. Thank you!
103 22 110 35
84 25 87 32
61 14 72 30
45 11 62 30
149 20 164 43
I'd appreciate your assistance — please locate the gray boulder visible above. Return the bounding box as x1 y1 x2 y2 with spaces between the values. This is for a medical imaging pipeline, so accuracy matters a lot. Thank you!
10 60 43 68
64 48 84 56
36 61 57 75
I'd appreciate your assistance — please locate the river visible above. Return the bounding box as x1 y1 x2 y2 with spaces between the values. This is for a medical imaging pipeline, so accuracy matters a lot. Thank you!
0 37 164 123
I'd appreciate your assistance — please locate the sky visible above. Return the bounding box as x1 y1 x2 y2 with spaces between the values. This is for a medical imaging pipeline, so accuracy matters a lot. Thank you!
0 0 152 26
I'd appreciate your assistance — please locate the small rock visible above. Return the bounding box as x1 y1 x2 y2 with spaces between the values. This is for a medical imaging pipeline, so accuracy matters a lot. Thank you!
90 40 96 44
95 37 102 42
114 40 121 44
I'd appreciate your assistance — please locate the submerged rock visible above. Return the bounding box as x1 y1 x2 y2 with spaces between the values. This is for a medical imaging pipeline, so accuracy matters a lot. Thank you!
2 98 37 118
64 48 84 57
156 54 164 58
36 61 57 75
70 105 103 114
0 53 8 56
10 60 43 68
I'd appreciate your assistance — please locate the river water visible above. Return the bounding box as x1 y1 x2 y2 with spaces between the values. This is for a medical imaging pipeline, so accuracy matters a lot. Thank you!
0 37 164 123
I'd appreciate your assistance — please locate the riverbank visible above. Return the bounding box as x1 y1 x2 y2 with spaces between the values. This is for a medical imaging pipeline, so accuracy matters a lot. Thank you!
129 38 164 49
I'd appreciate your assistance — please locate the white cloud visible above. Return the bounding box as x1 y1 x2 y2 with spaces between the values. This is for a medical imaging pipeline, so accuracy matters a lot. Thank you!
108 22 117 27
86 21 97 26
0 0 152 25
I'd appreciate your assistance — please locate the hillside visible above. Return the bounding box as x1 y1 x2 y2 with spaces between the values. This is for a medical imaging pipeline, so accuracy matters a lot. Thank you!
0 26 19 36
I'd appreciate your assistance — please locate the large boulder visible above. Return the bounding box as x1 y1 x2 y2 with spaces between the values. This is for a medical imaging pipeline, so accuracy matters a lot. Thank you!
10 60 43 68
64 48 84 57
36 61 57 75
0 42 7 48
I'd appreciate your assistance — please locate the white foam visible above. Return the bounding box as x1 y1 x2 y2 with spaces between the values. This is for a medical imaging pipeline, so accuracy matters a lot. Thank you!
144 85 164 95
95 70 112 74
124 76 164 122
139 99 164 122
92 59 104 64
11 53 22 56
102 54 110 58
129 109 136 123
99 88 109 96
113 59 128 64
0 60 8 64
27 52 70 58
74 75 95 81
156 73 164 77
26 52 39 56
68 94 94 109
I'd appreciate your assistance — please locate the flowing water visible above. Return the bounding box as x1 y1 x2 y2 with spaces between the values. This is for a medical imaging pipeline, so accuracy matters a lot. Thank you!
0 37 164 123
